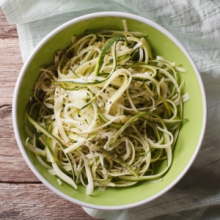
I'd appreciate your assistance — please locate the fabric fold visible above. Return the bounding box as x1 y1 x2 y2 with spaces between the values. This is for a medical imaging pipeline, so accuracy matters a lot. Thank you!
0 0 109 24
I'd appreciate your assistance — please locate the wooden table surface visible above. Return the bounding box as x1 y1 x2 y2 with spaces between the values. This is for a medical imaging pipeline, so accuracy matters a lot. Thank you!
0 9 98 220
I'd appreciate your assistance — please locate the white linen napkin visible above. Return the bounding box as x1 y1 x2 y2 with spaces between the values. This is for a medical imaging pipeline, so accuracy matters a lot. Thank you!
2 1 220 219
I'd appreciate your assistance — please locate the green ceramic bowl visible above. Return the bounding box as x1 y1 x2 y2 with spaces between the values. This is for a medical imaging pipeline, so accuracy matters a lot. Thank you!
13 12 206 210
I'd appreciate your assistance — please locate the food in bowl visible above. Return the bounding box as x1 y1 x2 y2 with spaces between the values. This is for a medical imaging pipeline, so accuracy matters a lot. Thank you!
13 12 206 209
25 20 189 195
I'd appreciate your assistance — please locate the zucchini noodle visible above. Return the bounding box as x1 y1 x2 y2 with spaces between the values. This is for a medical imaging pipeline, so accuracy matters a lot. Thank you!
26 20 189 195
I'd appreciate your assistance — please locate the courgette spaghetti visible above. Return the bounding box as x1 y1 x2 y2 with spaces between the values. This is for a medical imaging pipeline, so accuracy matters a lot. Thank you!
25 21 189 195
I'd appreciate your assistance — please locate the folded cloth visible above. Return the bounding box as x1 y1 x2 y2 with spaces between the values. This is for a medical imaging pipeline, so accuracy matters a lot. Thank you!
2 1 220 219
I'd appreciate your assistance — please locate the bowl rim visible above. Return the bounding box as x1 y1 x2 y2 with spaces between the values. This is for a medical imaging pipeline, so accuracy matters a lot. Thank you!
12 11 207 210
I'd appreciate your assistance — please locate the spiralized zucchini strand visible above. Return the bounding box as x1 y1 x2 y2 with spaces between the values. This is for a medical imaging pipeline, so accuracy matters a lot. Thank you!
26 20 189 195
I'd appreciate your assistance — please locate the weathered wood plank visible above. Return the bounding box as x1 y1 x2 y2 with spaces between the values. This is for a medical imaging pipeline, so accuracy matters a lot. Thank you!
0 36 35 182
0 8 18 38
0 104 39 182
0 183 97 219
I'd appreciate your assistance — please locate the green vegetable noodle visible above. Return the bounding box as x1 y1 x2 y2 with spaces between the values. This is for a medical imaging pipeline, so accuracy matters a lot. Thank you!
26 20 190 195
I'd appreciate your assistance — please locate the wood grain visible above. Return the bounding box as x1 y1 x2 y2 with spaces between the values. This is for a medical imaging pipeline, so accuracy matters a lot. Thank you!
0 9 18 38
0 183 95 219
0 105 39 183
0 7 98 220
0 37 38 182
